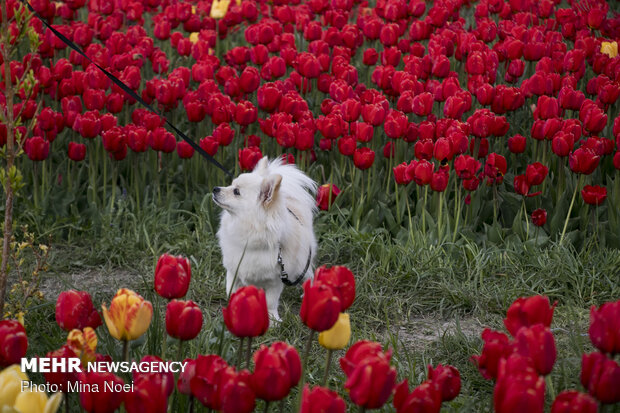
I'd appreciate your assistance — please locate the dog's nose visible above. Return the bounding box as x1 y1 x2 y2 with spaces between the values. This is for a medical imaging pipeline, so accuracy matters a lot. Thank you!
213 187 221 193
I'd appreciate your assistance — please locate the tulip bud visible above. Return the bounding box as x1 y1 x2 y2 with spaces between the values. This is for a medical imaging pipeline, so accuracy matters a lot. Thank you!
531 209 547 227
0 320 28 368
222 286 269 338
300 280 341 332
393 379 441 413
471 328 513 380
301 385 346 413
166 300 203 341
427 364 461 401
581 352 620 404
56 290 102 331
251 342 301 401
588 300 620 355
504 295 556 337
344 353 396 409
316 184 340 211
79 371 125 413
551 391 598 413
154 254 191 299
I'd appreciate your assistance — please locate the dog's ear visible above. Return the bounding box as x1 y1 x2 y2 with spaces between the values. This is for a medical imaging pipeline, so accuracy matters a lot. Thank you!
260 174 282 207
254 156 269 174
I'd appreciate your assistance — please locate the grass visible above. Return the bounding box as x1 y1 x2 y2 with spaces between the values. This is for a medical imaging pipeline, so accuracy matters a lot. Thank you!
13 196 620 412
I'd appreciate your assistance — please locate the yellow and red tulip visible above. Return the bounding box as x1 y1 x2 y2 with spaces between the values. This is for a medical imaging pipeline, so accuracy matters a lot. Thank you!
102 288 153 341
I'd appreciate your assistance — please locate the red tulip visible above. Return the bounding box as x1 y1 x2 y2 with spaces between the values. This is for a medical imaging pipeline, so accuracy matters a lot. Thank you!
508 134 526 154
484 153 507 185
299 279 341 332
344 353 397 409
316 184 340 211
314 265 355 311
353 147 375 170
581 352 620 404
56 290 102 331
218 367 256 413
125 374 169 413
515 324 557 375
340 340 391 376
177 358 197 395
257 83 281 112
363 48 379 65
581 185 607 206
427 364 461 401
67 141 86 161
154 253 191 299
251 342 301 401
190 355 229 408
384 109 408 139
412 160 433 186
175 141 194 159
412 92 434 116
471 328 513 380
588 300 620 355
43 345 79 391
494 355 545 413
0 320 28 367
431 169 449 192
531 209 547 227
222 285 269 338
24 136 49 161
300 384 346 413
569 148 600 175
148 128 176 153
552 132 575 157
454 155 481 179
504 295 556 337
238 146 262 171
79 371 125 413
393 163 412 185
166 300 203 341
235 100 258 126
551 391 598 413
393 379 442 413
525 162 548 186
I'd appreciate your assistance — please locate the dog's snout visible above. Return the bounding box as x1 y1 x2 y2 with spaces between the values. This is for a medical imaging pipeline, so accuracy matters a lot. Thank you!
213 187 221 193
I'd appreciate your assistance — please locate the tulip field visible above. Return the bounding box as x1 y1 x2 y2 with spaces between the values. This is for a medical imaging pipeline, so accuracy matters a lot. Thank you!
1 0 620 411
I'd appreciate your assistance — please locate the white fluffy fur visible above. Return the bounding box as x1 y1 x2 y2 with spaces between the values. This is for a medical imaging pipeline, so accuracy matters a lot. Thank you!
213 157 317 321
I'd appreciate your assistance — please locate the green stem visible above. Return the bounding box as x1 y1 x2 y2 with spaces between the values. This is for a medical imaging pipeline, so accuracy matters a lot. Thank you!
545 375 556 401
122 340 130 362
422 185 428 241
437 191 443 243
322 349 333 387
522 198 529 240
295 330 316 412
236 337 245 368
559 175 582 245
188 396 194 413
177 339 184 361
245 336 253 369
452 181 461 243
264 401 270 413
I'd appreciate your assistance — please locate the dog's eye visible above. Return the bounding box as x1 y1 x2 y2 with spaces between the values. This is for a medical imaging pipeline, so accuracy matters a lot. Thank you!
233 188 240 196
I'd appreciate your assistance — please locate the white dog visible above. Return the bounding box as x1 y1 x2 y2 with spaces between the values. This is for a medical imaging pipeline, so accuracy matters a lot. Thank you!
213 157 317 321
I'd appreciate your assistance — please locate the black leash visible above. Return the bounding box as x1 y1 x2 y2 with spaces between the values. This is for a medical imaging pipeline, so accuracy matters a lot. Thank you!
19 0 233 178
278 246 312 286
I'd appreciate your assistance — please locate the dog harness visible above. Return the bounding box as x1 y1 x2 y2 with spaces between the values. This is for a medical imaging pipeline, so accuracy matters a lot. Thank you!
278 246 312 286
